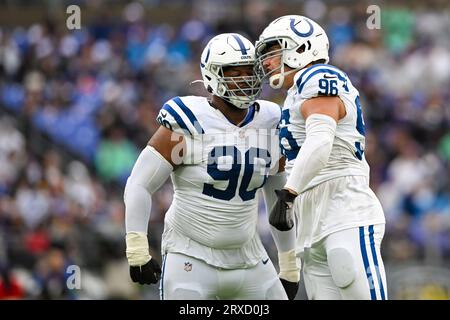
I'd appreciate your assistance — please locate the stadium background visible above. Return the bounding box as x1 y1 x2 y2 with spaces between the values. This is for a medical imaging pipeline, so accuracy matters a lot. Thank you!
0 0 449 300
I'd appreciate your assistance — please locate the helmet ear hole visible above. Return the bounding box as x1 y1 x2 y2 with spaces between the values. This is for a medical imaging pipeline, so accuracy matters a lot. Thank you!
207 86 213 93
297 44 306 54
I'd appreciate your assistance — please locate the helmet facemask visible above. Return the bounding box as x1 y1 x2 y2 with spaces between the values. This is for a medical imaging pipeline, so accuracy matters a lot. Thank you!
200 33 263 109
210 63 262 109
255 37 302 90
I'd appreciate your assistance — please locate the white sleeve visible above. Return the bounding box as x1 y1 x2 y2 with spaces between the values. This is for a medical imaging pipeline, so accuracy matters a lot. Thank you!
284 113 337 194
124 146 173 234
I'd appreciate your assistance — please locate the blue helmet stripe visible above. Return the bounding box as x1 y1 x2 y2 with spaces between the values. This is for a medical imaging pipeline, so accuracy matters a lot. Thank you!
232 34 248 55
205 47 211 63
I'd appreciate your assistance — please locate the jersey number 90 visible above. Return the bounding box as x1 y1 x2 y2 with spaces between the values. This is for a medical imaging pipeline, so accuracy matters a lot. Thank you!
202 146 271 201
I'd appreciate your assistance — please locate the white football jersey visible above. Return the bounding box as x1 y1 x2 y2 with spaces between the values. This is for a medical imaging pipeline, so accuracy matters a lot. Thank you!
156 96 281 269
281 64 385 249
280 63 370 192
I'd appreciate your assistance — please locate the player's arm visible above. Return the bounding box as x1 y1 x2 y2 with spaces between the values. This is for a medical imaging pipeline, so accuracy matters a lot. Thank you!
262 156 300 299
284 96 344 195
124 126 185 285
269 96 343 233
264 157 297 261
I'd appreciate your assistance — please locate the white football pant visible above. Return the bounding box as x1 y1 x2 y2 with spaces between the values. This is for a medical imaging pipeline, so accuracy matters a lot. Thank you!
159 252 288 300
302 224 387 300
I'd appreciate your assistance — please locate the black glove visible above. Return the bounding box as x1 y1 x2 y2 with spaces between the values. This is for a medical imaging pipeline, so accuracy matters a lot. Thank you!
269 189 297 231
129 258 162 285
280 278 299 300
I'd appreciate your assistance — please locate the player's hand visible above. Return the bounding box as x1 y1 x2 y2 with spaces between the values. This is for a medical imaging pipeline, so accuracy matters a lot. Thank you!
280 278 299 300
129 258 162 285
269 189 297 231
126 232 161 285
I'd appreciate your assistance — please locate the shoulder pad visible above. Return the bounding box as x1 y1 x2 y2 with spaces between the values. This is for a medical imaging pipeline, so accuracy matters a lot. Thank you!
156 96 205 136
294 64 350 99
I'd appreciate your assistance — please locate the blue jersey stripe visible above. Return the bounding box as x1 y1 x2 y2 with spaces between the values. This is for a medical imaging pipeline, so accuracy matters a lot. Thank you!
162 103 192 135
360 226 377 300
280 108 300 161
355 96 366 136
172 97 205 134
282 144 300 161
297 68 349 94
355 142 364 160
232 34 248 55
369 225 386 300
239 104 256 127
296 63 345 84
294 64 330 88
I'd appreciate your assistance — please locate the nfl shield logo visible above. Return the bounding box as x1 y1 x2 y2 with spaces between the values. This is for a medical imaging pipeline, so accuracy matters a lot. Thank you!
184 262 192 272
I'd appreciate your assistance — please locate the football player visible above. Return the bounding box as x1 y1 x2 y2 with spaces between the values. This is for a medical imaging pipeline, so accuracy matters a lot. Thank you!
124 33 300 300
255 15 387 300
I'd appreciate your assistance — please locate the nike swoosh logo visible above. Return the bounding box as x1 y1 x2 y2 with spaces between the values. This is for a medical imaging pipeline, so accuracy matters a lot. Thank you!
323 74 337 79
262 258 269 265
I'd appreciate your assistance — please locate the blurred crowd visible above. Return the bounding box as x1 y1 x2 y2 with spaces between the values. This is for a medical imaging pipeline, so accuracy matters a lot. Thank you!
0 0 449 299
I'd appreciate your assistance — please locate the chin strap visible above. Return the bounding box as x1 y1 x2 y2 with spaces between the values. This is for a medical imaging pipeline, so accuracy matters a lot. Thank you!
269 65 299 89
190 79 204 85
269 73 284 89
